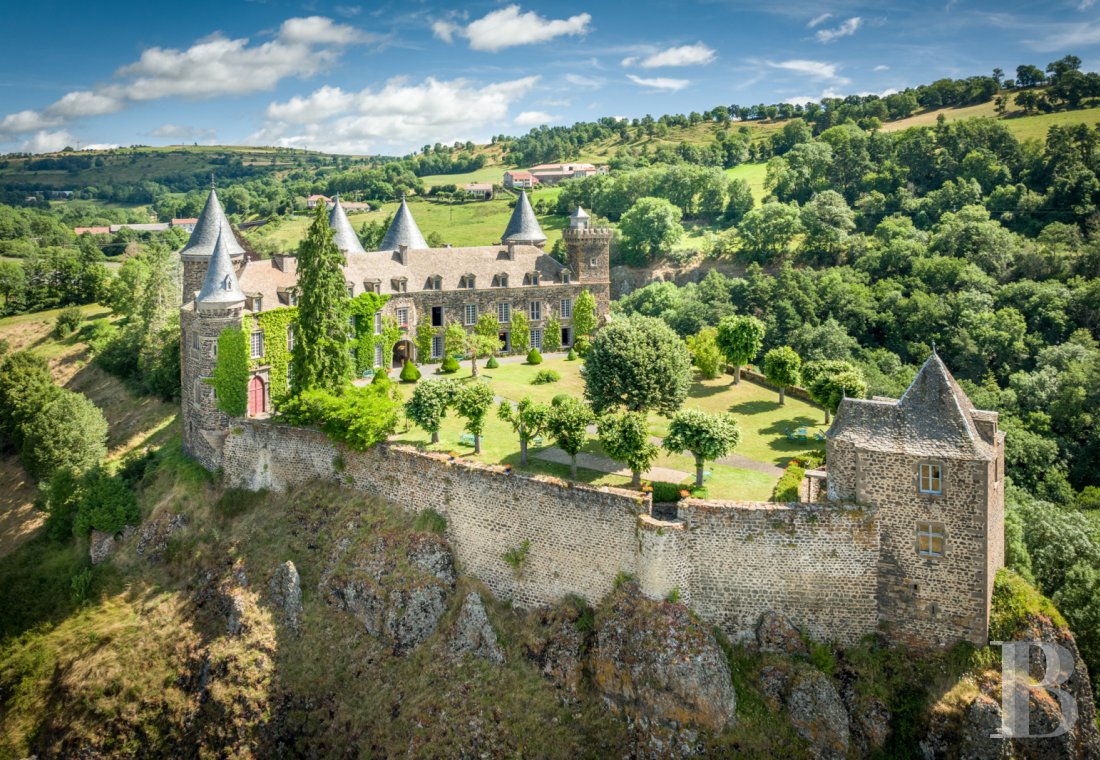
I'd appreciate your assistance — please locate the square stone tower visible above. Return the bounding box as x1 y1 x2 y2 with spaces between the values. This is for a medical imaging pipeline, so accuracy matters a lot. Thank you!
563 206 612 313
825 353 1005 647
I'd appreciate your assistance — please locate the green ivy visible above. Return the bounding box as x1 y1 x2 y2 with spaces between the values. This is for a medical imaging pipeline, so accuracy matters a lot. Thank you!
348 292 390 375
251 307 297 403
416 320 436 364
213 325 249 416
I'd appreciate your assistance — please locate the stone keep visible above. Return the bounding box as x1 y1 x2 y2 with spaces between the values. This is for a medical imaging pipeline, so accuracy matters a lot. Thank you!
825 352 1005 646
563 206 613 314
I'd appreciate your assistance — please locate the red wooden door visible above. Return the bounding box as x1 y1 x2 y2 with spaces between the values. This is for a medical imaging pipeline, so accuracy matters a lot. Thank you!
248 376 265 416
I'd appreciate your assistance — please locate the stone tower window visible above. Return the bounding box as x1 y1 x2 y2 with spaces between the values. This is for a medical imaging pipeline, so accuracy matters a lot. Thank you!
918 463 943 494
916 522 946 558
250 331 265 359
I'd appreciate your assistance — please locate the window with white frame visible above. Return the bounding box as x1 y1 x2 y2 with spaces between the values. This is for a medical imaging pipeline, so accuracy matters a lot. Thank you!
464 304 477 325
192 332 200 350
560 298 573 318
919 463 943 494
530 328 543 350
497 302 511 324
287 324 295 351
560 272 571 284
374 344 383 368
492 273 508 288
529 301 541 321
374 312 382 335
250 331 264 359
426 275 442 291
431 335 444 359
396 307 409 327
917 522 946 557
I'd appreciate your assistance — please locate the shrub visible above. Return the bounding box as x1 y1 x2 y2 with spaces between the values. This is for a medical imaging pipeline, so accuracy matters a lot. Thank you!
665 588 681 603
531 368 560 385
990 569 1067 641
771 463 806 502
551 393 571 406
566 348 577 361
573 337 591 357
440 355 460 374
54 306 84 338
485 356 499 369
21 389 108 480
70 568 94 605
414 508 448 534
651 481 684 503
279 385 399 451
399 361 421 383
72 466 139 536
526 348 543 365
1077 486 1100 511
503 539 531 570
37 467 84 540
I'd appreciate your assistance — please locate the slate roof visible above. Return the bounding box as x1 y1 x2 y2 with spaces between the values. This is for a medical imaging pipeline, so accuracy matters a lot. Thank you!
827 352 995 460
329 197 366 255
380 197 428 251
502 190 546 245
181 189 246 261
571 206 590 221
196 229 246 310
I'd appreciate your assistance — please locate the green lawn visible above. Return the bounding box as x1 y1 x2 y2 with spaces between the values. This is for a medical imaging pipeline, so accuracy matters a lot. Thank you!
419 164 512 188
726 163 768 204
388 356 824 502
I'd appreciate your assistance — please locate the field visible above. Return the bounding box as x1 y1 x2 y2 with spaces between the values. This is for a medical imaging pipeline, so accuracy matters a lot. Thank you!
419 164 510 188
726 163 768 203
387 355 825 501
879 98 1100 141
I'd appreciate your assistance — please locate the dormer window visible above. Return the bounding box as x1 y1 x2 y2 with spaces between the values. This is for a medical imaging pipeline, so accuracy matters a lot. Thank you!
560 271 571 284
425 275 442 291
248 295 263 312
918 463 943 495
391 277 407 293
523 272 540 286
364 279 381 294
492 273 509 288
459 274 476 289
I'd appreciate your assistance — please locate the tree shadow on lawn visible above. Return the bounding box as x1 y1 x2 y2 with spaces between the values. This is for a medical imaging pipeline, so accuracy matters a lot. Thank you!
687 380 733 400
728 400 781 416
758 415 821 437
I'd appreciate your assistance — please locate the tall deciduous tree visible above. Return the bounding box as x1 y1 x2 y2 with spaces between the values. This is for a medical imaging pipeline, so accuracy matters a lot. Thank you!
510 310 530 355
663 409 741 487
293 204 351 391
599 411 658 487
547 396 593 479
763 346 802 405
498 397 550 465
582 315 691 416
716 315 765 384
619 197 685 264
21 389 108 480
572 290 597 349
405 379 456 444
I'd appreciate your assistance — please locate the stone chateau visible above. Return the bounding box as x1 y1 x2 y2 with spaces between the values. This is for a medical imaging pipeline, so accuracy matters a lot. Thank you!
178 187 1004 650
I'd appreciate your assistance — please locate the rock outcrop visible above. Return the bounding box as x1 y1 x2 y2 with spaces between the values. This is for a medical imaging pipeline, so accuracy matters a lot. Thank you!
450 592 505 664
524 600 590 696
268 560 303 634
136 512 188 562
756 610 808 656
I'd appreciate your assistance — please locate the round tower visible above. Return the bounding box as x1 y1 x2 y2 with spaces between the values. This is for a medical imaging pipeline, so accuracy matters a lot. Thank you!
180 186 246 304
181 228 246 471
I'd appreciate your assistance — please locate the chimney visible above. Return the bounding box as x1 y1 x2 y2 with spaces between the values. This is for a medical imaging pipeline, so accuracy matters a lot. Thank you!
397 244 408 265
506 242 516 260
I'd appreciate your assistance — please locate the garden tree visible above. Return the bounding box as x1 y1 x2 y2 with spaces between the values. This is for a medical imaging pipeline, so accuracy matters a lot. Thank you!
715 315 765 384
663 409 741 487
763 346 802 405
543 315 562 353
443 320 467 361
404 379 456 443
546 396 593 479
803 359 868 423
0 351 60 449
467 313 501 377
686 327 723 379
571 289 597 346
800 190 856 266
737 202 803 262
279 385 399 451
618 197 685 264
599 411 659 487
454 381 495 454
21 389 108 480
510 310 530 354
415 320 434 363
582 315 691 416
293 203 351 390
497 397 550 465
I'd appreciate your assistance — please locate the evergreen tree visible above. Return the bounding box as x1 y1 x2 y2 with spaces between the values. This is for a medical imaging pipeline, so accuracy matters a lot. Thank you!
293 204 351 391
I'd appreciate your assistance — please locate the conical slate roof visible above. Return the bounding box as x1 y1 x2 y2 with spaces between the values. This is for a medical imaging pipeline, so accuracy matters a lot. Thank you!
181 188 246 260
379 196 428 251
329 196 366 255
502 190 546 245
570 206 590 221
196 229 245 310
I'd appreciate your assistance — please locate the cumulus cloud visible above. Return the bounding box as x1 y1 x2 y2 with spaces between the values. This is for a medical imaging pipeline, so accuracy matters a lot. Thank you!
808 13 832 28
20 130 76 153
0 16 362 142
873 64 890 71
433 5 591 52
626 74 690 92
815 17 862 43
514 110 558 126
250 75 540 154
626 42 716 68
766 59 849 84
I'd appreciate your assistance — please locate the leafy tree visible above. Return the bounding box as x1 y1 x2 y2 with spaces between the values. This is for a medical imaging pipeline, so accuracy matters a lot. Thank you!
599 411 658 487
466 313 500 377
546 396 593 479
737 201 803 262
280 385 398 451
715 315 765 384
404 379 456 444
498 397 550 465
21 389 108 479
443 320 467 360
544 315 562 353
454 381 495 453
663 409 741 487
686 327 723 379
415 320 435 364
619 197 685 264
724 178 755 225
582 315 691 416
0 351 60 449
572 290 598 343
803 360 867 423
800 190 855 265
72 466 139 537
293 203 351 390
510 310 530 354
763 346 802 405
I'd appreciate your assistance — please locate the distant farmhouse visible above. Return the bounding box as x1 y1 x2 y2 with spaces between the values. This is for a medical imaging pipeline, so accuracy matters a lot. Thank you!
306 194 368 211
503 163 608 189
463 183 494 200
172 218 199 232
502 170 537 189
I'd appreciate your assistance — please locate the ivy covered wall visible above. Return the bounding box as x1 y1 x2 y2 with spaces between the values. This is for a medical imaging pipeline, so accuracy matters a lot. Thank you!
212 325 248 417
349 292 390 374
250 307 297 403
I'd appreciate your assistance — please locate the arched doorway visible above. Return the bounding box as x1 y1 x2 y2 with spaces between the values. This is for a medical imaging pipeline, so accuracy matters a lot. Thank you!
392 339 413 367
248 375 266 416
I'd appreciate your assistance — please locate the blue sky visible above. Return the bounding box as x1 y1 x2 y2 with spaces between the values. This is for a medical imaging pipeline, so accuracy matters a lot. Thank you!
1 0 1097 155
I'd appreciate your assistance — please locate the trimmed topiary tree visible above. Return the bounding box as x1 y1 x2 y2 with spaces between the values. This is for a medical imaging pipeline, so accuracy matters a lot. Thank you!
454 381 495 454
716 314 765 385
662 409 741 487
686 326 723 380
763 346 802 405
547 396 593 479
566 348 577 361
404 379 457 444
582 315 691 416
599 411 658 487
399 360 421 383
526 348 543 365
485 356 499 369
498 397 550 465
440 355 460 374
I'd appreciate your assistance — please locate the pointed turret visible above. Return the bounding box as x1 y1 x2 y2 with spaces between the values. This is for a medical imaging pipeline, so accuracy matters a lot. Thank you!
196 229 246 311
569 205 590 230
329 196 366 255
502 190 546 247
379 196 428 251
181 188 246 261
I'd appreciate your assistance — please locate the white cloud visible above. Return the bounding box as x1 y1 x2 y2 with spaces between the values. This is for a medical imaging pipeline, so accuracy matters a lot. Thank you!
873 64 890 71
433 5 591 52
766 59 849 84
815 17 862 43
514 110 558 126
633 43 716 68
84 143 120 151
626 74 690 92
808 13 832 28
564 73 604 89
1026 21 1100 51
250 76 540 154
620 56 639 67
20 130 75 153
0 16 362 137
